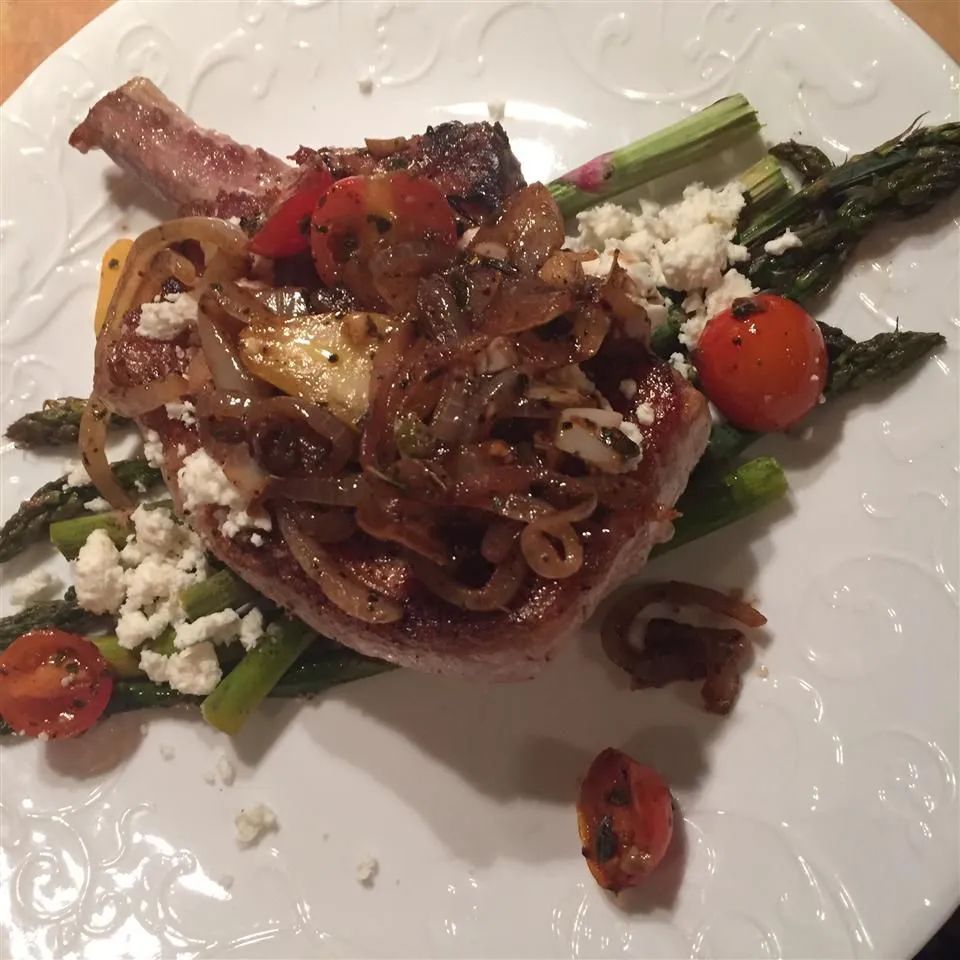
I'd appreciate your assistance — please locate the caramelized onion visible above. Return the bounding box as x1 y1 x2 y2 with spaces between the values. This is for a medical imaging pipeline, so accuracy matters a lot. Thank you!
538 250 585 289
412 553 526 612
267 473 366 505
370 241 456 312
481 519 520 564
417 275 467 345
470 184 564 274
103 373 189 418
355 493 450 565
247 395 356 477
365 136 409 158
196 291 270 396
431 373 474 445
80 396 136 509
278 505 402 623
282 503 356 543
518 494 597 580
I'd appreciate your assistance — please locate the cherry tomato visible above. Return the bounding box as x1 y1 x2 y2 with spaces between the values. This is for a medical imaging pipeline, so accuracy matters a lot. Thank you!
310 172 456 290
249 168 335 259
577 748 674 892
0 630 113 739
694 294 828 432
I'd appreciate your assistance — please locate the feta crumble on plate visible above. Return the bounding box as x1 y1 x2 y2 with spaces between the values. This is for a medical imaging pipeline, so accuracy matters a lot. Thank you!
764 228 803 256
235 803 278 846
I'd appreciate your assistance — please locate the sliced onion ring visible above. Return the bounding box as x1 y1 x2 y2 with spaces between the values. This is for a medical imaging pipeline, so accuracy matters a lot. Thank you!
278 505 402 624
80 396 136 509
519 493 597 580
412 553 526 612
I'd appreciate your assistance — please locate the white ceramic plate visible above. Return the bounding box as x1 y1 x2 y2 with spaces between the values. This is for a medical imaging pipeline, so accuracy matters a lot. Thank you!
1 2 957 957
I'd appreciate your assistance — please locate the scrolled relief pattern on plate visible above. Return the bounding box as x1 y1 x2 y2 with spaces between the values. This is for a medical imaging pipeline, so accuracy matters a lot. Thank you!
1 1 958 958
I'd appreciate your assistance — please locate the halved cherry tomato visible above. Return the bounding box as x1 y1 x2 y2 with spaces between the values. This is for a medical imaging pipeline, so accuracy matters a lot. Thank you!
694 293 828 432
577 748 674 892
310 172 456 290
249 168 335 259
0 630 113 739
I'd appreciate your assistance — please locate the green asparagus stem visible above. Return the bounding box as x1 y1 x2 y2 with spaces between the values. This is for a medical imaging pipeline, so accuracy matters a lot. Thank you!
739 154 791 213
740 120 960 300
4 398 129 447
0 458 161 563
49 511 130 559
106 682 201 716
201 618 315 734
827 328 945 396
549 95 761 219
817 321 857 363
0 599 108 648
180 569 257 622
654 456 788 555
91 635 143 679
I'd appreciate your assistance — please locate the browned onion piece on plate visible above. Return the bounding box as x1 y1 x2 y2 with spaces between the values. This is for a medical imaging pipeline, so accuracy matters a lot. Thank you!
364 136 409 158
278 504 403 624
412 553 526 612
80 396 136 509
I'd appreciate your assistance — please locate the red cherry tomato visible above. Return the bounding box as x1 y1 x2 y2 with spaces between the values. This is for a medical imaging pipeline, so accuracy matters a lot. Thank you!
0 630 113 739
694 294 828 432
310 172 456 291
577 748 675 892
249 168 335 259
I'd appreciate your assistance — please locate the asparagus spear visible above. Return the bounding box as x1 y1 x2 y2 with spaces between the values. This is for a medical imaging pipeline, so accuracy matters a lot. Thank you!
0 598 108 648
740 120 960 300
201 617 315 734
4 398 130 448
0 458 161 563
826 328 945 396
655 456 788 555
49 511 131 559
768 140 834 183
180 569 257 622
548 94 761 218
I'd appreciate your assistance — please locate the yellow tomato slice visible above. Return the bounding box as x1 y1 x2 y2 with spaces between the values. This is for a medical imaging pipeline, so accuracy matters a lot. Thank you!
94 238 134 334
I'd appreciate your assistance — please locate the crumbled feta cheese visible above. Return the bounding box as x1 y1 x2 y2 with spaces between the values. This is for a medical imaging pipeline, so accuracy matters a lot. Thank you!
356 856 379 886
567 181 756 349
63 459 91 487
220 509 272 539
619 379 638 400
9 569 62 606
136 292 198 340
139 641 222 695
618 420 644 453
249 532 265 547
176 443 187 457
143 429 165 468
487 99 505 122
670 352 696 381
764 228 803 256
74 529 126 614
634 402 656 426
130 504 181 555
216 754 236 786
164 400 197 427
174 609 241 649
703 269 757 322
159 743 175 761
177 449 271 539
235 803 278 846
83 497 111 513
239 608 264 651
